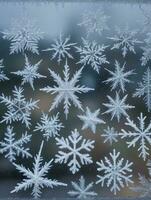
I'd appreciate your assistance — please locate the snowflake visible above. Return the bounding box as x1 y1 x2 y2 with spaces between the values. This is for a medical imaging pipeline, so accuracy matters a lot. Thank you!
0 126 32 162
40 60 94 119
133 68 151 111
34 112 64 141
0 59 9 82
103 92 134 122
0 86 39 128
2 17 43 54
68 176 97 199
101 126 118 145
120 113 151 161
78 9 109 37
104 60 134 92
43 33 76 63
11 141 67 199
12 55 45 90
141 33 151 66
96 149 133 195
108 26 142 57
78 107 105 134
55 129 95 174
76 38 109 73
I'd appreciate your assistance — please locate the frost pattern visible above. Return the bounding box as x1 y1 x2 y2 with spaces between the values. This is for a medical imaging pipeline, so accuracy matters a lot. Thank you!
40 61 94 119
0 126 32 162
55 129 95 174
68 176 97 199
11 141 67 199
96 149 133 195
0 86 39 128
0 59 9 82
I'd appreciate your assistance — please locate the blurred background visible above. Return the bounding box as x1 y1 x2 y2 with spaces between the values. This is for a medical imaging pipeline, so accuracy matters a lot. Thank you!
0 0 151 198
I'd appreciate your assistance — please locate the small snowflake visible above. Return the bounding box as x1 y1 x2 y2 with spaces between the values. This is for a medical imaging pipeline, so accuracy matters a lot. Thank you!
0 126 32 162
141 33 151 66
43 33 76 63
120 113 151 161
0 59 9 82
40 60 94 119
108 26 142 57
78 107 105 134
101 126 118 145
0 86 39 128
34 112 64 141
103 92 134 122
96 149 133 195
12 55 45 90
68 176 97 199
104 60 134 92
76 38 109 73
11 141 67 199
78 9 109 37
2 16 43 54
55 129 95 174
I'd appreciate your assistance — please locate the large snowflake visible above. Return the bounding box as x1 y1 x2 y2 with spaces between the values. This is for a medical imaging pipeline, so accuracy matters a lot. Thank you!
12 55 45 90
11 141 67 199
103 92 134 122
108 26 141 57
0 59 9 82
78 107 105 134
96 149 133 195
0 86 39 128
55 129 95 174
76 38 109 73
34 112 64 141
104 60 134 92
120 113 151 161
68 176 97 199
0 126 32 162
43 33 76 63
2 17 43 54
40 61 94 119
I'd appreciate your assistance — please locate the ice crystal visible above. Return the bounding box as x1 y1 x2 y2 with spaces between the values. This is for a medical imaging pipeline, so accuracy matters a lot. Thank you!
0 86 39 128
76 38 109 73
0 126 32 162
34 112 64 141
141 33 151 66
40 60 94 119
96 149 133 195
102 126 118 145
11 141 67 199
78 107 105 134
55 129 95 174
0 59 9 82
103 92 134 122
68 176 97 199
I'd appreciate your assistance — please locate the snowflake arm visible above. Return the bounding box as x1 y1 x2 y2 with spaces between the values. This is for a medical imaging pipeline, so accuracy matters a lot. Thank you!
141 33 151 66
0 59 9 81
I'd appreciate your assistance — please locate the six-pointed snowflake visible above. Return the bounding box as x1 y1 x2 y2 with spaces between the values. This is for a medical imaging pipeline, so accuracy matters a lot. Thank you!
78 107 105 134
0 126 32 162
0 59 9 82
68 176 97 199
11 141 67 199
76 38 109 73
101 126 118 145
55 129 95 174
96 149 133 195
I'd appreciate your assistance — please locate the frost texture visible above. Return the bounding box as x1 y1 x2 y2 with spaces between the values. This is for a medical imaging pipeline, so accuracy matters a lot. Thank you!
40 60 94 119
68 176 97 199
43 33 76 63
141 33 151 66
0 126 32 162
102 126 118 145
103 92 134 122
34 113 64 141
109 26 141 57
2 17 43 54
55 129 95 174
78 107 105 134
0 86 39 128
11 141 67 199
76 38 109 73
96 149 133 195
133 68 151 111
0 59 9 82
104 60 134 92
12 55 45 90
